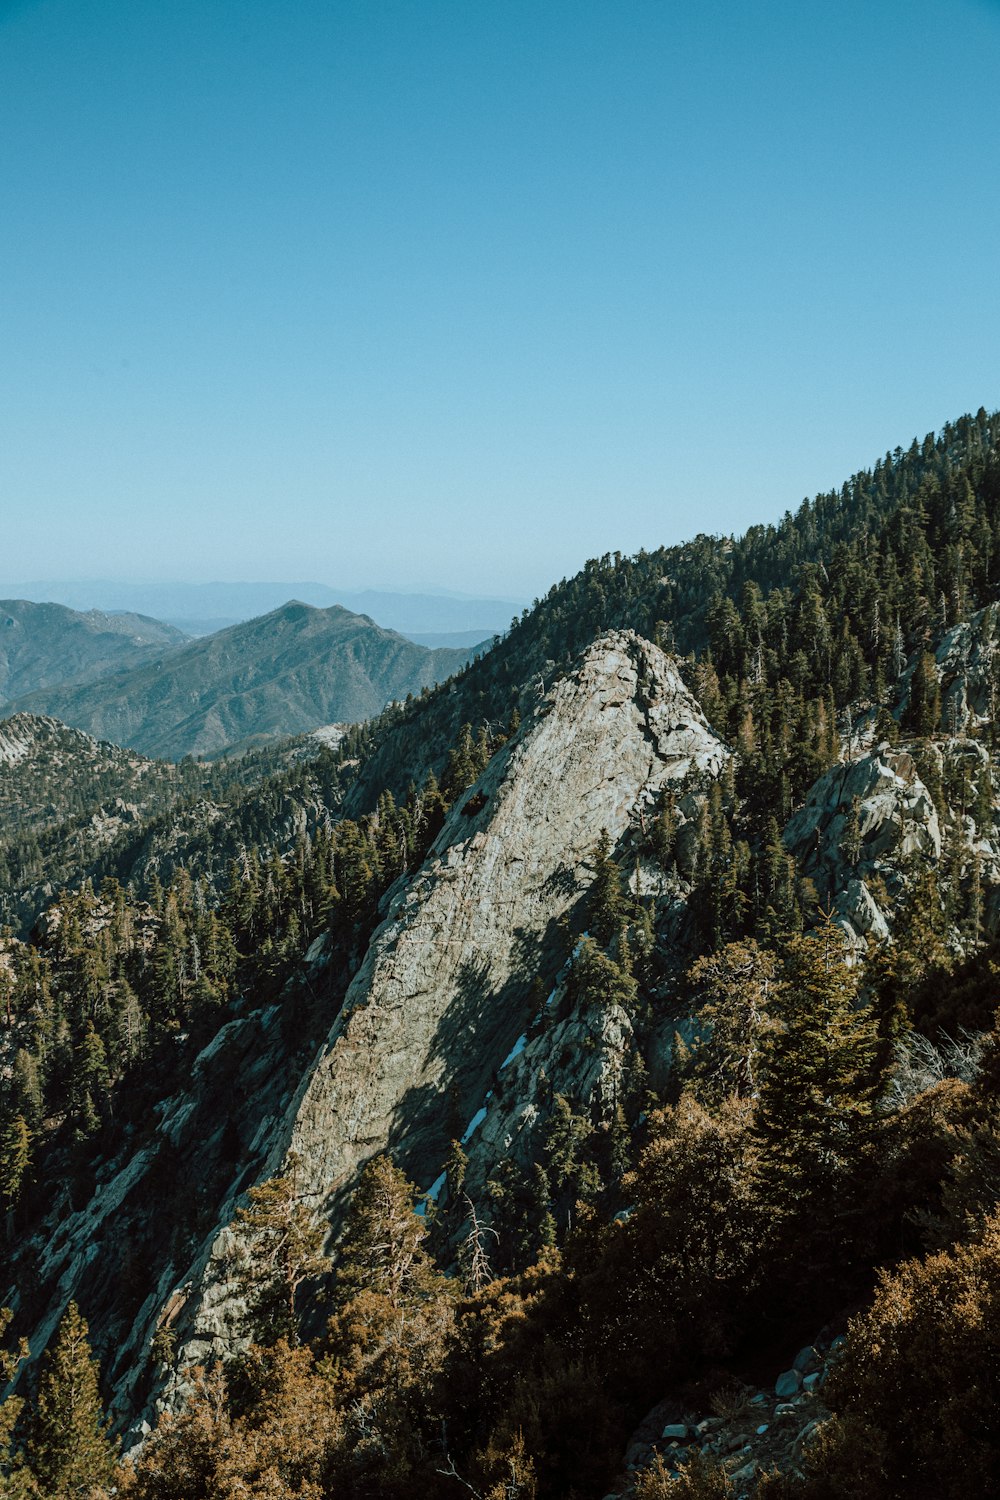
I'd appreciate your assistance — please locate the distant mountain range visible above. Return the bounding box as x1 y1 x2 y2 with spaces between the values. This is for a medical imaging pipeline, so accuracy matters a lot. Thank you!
0 579 522 639
0 599 187 703
5 600 479 760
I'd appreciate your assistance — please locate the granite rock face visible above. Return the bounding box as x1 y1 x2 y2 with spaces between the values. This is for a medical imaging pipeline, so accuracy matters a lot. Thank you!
783 733 1000 953
159 631 727 1398
783 744 941 952
784 745 941 879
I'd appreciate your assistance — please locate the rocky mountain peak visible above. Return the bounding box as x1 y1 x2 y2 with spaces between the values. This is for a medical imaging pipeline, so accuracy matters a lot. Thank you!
105 630 726 1418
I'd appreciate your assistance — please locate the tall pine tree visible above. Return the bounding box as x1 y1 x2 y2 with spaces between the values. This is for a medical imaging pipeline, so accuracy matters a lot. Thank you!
26 1301 116 1498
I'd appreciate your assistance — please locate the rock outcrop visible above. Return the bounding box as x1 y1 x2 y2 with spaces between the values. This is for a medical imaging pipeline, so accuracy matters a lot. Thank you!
784 733 1000 952
783 744 940 952
154 631 727 1409
608 1335 843 1498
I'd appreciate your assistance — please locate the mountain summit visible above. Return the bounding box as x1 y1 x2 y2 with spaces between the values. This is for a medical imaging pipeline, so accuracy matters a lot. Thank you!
0 599 187 704
5 601 479 759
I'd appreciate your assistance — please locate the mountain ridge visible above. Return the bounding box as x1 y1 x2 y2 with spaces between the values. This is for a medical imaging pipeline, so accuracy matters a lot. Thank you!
4 410 1000 1498
0 580 522 639
4 600 479 761
0 599 187 705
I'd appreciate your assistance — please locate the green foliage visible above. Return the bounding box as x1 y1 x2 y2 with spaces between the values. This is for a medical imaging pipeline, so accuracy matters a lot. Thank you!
0 1114 31 1215
569 936 638 1017
586 829 627 947
25 1301 116 1498
683 941 778 1101
754 924 884 1293
233 1155 331 1345
903 652 942 736
332 1154 441 1311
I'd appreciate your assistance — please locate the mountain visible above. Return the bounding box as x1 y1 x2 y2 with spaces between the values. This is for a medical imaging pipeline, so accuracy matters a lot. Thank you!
4 410 1000 1498
5 601 478 760
0 580 522 639
0 713 349 934
0 599 187 705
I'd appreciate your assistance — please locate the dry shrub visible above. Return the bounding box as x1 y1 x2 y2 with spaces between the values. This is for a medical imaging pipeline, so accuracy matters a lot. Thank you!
634 1451 736 1498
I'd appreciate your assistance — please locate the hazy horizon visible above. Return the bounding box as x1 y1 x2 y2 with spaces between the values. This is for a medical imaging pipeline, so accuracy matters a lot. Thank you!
0 577 525 640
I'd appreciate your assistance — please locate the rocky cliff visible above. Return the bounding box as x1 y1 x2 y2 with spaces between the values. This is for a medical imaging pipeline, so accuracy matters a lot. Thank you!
153 630 727 1408
1 631 725 1436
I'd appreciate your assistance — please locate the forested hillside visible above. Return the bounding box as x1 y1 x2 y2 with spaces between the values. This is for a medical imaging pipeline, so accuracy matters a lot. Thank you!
2 410 1000 1500
6 602 479 760
0 715 367 935
0 602 187 705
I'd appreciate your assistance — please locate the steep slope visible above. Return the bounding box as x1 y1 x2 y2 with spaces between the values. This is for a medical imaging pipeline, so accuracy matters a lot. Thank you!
0 714 202 929
1 630 725 1432
6 413 1000 1498
0 599 186 704
0 713 350 934
6 602 476 760
268 630 725 1227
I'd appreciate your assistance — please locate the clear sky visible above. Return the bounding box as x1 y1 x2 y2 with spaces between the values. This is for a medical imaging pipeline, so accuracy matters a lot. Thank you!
1 0 998 601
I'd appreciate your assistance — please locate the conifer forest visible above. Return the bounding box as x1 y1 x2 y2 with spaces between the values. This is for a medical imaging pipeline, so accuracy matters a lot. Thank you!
1 411 1000 1496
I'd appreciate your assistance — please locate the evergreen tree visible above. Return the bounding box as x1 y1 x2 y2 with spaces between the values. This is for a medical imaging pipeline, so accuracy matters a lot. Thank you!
586 830 626 947
0 1113 31 1221
905 652 942 735
570 937 638 1017
26 1301 115 1498
233 1155 331 1345
0 1308 30 1499
685 941 778 1102
754 923 884 1291
334 1153 438 1309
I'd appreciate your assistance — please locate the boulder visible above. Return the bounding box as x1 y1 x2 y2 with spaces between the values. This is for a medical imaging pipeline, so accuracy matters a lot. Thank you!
775 1368 803 1398
793 1419 824 1455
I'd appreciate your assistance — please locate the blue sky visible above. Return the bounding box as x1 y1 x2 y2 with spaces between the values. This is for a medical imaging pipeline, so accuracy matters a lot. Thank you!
1 0 998 600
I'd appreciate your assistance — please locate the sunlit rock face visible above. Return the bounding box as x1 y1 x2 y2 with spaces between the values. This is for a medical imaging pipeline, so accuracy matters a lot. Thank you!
161 630 728 1404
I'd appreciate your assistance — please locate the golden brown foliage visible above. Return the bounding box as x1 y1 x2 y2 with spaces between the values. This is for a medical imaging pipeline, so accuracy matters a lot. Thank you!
634 1451 736 1497
792 1208 1000 1499
121 1344 342 1499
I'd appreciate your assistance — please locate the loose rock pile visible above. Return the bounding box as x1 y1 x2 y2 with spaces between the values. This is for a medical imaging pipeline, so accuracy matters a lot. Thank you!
608 1335 845 1497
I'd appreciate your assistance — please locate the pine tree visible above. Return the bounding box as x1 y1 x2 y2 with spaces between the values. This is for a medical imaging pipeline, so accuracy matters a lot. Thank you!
905 651 942 735
444 1137 468 1200
333 1154 437 1309
585 830 626 947
0 1113 31 1220
686 941 778 1102
754 922 883 1290
26 1301 116 1497
442 723 479 802
233 1155 331 1344
570 937 638 1017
